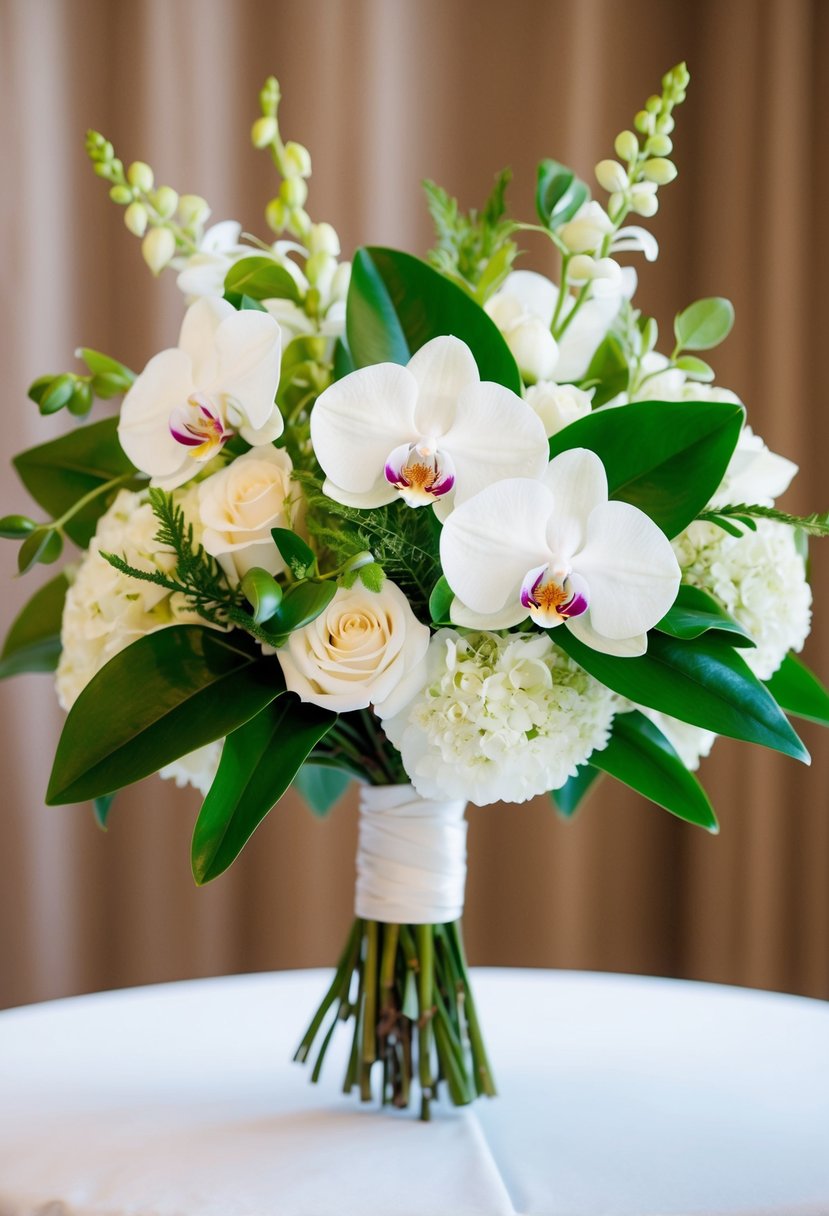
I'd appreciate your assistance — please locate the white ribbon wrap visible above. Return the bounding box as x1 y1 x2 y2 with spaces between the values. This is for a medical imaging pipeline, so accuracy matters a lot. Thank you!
355 784 468 924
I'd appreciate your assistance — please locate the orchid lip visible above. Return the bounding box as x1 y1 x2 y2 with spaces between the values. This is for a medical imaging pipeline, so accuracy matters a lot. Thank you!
384 440 456 507
169 393 232 460
520 563 589 627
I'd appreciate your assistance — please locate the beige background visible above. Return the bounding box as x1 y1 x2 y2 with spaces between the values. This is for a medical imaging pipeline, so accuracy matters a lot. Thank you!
0 0 827 1011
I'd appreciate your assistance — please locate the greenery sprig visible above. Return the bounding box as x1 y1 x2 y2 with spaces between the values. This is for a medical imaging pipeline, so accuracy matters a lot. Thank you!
424 170 518 303
697 503 829 538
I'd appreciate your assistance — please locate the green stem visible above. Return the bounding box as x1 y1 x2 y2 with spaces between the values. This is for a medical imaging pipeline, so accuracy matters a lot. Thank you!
415 924 435 1120
52 471 138 532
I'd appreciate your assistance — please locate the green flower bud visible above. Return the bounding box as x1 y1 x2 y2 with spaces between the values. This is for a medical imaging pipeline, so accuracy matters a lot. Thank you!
283 141 312 178
39 374 76 416
0 514 37 540
127 161 154 192
178 194 211 227
110 158 123 177
259 75 281 117
288 207 311 239
330 262 351 303
124 201 149 237
251 116 278 148
141 226 176 275
614 130 639 161
265 197 288 233
153 186 179 219
641 157 677 185
241 567 283 624
645 133 673 156
68 381 94 416
305 251 336 288
93 161 115 180
279 176 308 208
629 184 659 218
655 114 675 135
109 184 133 205
645 94 662 114
595 159 629 193
634 110 654 135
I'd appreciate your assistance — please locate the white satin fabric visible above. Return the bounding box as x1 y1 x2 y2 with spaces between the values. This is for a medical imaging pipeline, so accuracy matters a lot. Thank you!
355 784 468 924
1 969 829 1216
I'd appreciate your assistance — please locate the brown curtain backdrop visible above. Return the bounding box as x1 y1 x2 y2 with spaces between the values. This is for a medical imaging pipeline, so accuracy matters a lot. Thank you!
0 0 827 1011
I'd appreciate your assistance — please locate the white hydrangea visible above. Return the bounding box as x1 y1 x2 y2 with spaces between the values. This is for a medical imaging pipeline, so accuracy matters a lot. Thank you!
159 743 222 797
673 519 812 682
56 489 220 796
641 710 716 772
382 629 619 806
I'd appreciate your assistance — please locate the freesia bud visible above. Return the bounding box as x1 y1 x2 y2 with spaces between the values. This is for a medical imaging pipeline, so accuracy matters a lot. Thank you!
280 176 308 208
595 159 629 194
127 161 154 192
141 226 176 274
505 317 559 384
178 194 211 226
655 114 675 135
289 207 312 238
568 254 595 283
558 202 614 254
109 185 133 205
330 261 351 302
308 222 340 257
614 130 639 161
251 116 278 148
641 157 677 185
634 109 654 135
592 257 622 282
283 141 312 178
265 197 288 233
645 133 673 156
153 186 179 219
124 202 148 236
305 252 337 290
629 184 659 218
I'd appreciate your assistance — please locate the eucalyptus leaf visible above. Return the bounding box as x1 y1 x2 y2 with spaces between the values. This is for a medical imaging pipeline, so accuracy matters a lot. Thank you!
294 764 352 816
674 355 715 382
0 571 68 679
224 256 302 303
46 626 285 805
656 584 755 648
548 399 744 538
550 764 602 818
347 247 521 392
674 298 735 352
555 628 809 764
192 696 336 883
764 653 829 727
590 711 718 831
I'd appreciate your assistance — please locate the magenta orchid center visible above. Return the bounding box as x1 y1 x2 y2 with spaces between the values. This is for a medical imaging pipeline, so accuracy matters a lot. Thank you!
520 563 589 628
169 392 232 461
384 440 456 508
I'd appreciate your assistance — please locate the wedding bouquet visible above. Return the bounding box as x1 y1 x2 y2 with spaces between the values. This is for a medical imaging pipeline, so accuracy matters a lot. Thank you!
3 63 827 1119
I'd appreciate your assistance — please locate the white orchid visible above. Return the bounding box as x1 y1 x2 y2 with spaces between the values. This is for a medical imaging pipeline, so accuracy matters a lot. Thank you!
119 297 283 490
175 221 252 299
440 447 681 656
309 335 549 518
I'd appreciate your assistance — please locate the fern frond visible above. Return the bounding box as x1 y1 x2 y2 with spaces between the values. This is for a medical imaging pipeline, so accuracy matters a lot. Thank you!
697 503 829 537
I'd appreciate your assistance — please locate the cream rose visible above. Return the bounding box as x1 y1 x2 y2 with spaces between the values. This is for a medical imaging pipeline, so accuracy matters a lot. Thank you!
276 580 430 715
198 445 296 584
524 381 593 438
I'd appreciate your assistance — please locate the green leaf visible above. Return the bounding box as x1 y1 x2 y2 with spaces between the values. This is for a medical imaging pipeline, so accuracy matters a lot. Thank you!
673 355 715 382
765 654 829 727
0 572 68 679
294 764 351 816
333 337 354 380
271 527 317 579
555 628 809 764
548 399 745 537
76 347 135 384
674 298 735 352
17 528 62 574
240 567 283 624
535 159 590 229
93 793 115 829
192 696 336 883
429 574 454 624
358 561 385 592
347 247 521 393
223 291 267 312
224 256 302 303
46 626 285 805
581 333 629 405
269 579 337 635
656 584 755 648
13 417 139 547
590 711 718 831
550 765 602 817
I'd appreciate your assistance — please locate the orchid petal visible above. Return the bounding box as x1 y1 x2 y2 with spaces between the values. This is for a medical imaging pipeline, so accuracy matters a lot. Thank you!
542 449 608 561
556 293 622 382
612 226 659 262
178 297 233 376
574 501 680 639
440 383 548 506
311 364 419 494
118 348 195 478
321 477 398 510
409 336 480 437
566 612 648 657
200 220 243 254
501 270 558 324
449 597 529 630
440 478 553 614
211 309 282 432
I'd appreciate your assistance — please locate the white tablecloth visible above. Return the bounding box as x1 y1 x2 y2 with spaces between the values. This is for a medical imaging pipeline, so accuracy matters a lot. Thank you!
1 968 827 1216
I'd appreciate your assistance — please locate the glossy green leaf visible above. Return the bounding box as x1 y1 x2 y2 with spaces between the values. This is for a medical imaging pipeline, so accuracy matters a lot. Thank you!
93 793 115 829
76 347 135 386
555 628 809 764
550 764 602 818
0 572 68 679
46 626 285 805
269 579 337 636
192 696 336 883
429 575 454 625
765 653 829 727
0 514 36 539
656 584 755 648
333 336 355 381
535 159 590 228
17 528 62 574
548 398 745 537
581 333 629 405
240 567 283 624
674 297 735 351
13 417 139 547
590 711 718 831
271 527 317 579
347 247 522 393
224 256 302 303
294 764 352 816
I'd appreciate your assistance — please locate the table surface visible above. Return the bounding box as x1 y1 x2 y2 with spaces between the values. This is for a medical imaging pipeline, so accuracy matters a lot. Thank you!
1 968 827 1216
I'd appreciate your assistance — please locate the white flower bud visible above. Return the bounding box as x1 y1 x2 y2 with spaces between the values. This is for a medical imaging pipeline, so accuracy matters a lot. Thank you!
504 317 559 384
141 225 176 275
283 141 312 178
591 257 622 283
178 194 211 227
645 133 673 156
289 207 312 239
280 176 308 208
568 254 595 283
308 222 341 257
608 191 625 216
641 157 677 185
305 251 337 292
330 261 352 303
251 116 278 148
524 381 593 438
629 183 659 218
127 161 154 192
614 130 639 161
124 201 148 237
558 202 614 254
153 186 179 219
595 159 629 194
